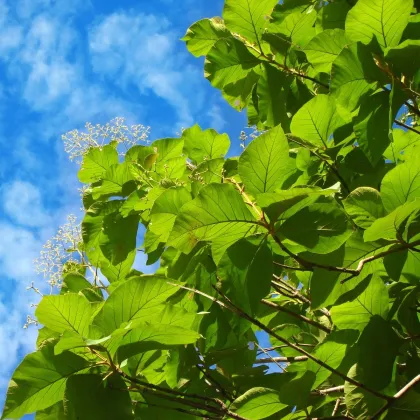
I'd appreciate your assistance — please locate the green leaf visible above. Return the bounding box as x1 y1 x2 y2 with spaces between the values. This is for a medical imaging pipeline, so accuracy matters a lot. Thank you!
205 38 261 109
257 185 340 223
112 322 201 361
384 129 420 163
182 124 230 164
354 90 404 165
2 345 89 419
344 364 384 418
331 41 386 111
278 198 352 254
290 94 351 148
381 157 420 212
364 200 420 242
93 276 179 335
238 125 297 196
386 40 420 80
78 145 119 184
384 386 420 419
256 64 292 130
307 330 359 389
345 0 413 49
35 402 65 420
218 237 273 315
271 8 317 47
304 29 350 74
182 17 231 57
100 250 136 283
316 1 350 32
35 294 92 336
357 316 400 390
343 187 386 229
60 273 92 295
64 374 133 420
148 187 193 246
168 183 259 262
82 201 139 265
231 387 287 420
91 162 134 198
331 276 389 331
222 0 277 43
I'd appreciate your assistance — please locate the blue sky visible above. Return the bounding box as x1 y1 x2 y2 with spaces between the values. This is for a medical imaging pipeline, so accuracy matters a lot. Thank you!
0 0 249 412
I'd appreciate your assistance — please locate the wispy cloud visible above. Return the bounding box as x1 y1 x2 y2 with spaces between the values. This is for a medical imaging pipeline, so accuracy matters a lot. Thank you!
88 11 205 129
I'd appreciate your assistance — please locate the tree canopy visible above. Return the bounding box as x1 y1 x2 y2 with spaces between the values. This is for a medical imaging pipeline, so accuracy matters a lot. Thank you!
3 0 420 419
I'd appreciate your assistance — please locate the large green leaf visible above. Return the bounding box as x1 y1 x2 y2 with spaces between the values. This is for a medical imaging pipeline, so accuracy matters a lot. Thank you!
78 145 119 184
290 95 351 148
111 322 201 361
331 41 386 111
343 187 386 229
82 201 139 265
271 8 317 47
345 0 413 49
91 162 134 198
278 198 352 254
64 374 133 420
231 387 287 420
93 276 179 335
218 237 273 315
357 316 400 390
364 200 420 242
386 40 420 80
168 183 260 262
307 330 359 389
331 276 389 331
381 158 420 212
316 1 350 32
182 17 231 57
354 90 404 165
148 187 192 246
257 185 340 223
182 124 230 164
2 345 89 419
304 29 350 74
222 0 278 43
238 125 296 196
35 294 92 336
205 38 261 110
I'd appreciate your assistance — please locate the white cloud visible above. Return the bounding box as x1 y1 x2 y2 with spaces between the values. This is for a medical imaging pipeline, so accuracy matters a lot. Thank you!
207 104 226 132
2 180 50 228
89 11 204 128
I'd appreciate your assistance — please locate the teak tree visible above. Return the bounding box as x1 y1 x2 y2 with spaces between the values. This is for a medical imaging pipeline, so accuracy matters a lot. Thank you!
3 0 420 419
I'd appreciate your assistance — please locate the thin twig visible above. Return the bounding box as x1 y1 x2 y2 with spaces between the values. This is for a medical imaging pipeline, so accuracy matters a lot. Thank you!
394 119 420 135
254 356 308 364
311 385 345 396
332 398 341 416
255 342 287 372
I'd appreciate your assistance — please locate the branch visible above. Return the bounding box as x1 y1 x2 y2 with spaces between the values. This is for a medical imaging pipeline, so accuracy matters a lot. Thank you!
341 239 420 284
311 385 344 396
209 285 390 402
254 356 308 364
255 342 286 372
261 299 331 334
394 119 420 135
271 234 420 284
370 374 420 419
244 40 329 89
172 281 389 402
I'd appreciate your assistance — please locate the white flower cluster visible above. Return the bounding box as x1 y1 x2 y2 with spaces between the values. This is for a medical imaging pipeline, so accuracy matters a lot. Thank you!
239 127 262 149
62 117 151 162
33 215 82 290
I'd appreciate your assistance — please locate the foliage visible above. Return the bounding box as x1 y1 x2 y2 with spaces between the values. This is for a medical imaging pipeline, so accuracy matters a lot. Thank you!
3 0 420 419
